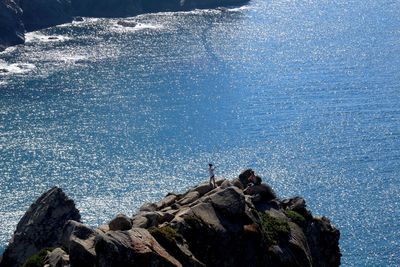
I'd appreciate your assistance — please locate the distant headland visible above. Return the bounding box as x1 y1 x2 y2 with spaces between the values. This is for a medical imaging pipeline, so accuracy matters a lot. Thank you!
0 0 249 52
0 169 341 267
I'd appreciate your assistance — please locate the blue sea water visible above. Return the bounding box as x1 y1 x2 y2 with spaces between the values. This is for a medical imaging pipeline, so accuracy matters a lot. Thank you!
1 0 399 265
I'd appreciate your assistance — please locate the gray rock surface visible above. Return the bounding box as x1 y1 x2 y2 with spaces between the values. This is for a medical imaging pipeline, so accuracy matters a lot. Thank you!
95 228 182 267
0 0 24 52
0 187 80 267
61 220 97 267
45 248 70 267
108 213 132 231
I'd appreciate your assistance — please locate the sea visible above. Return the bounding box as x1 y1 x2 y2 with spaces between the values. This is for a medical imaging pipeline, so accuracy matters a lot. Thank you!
0 0 399 265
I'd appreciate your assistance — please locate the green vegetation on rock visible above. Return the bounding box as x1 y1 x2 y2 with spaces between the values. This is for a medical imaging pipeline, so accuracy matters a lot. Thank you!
258 212 290 246
22 248 53 267
285 210 306 226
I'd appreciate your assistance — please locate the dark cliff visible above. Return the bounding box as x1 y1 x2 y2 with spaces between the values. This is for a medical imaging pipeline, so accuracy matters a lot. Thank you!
0 0 249 51
0 0 24 51
0 170 341 267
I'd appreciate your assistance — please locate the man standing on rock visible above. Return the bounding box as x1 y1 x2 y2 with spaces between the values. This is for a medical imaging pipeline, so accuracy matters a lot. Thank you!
208 163 216 188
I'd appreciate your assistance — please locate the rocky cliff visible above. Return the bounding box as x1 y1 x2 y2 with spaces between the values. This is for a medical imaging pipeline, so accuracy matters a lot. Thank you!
0 0 24 51
0 0 249 52
19 0 72 31
0 170 341 267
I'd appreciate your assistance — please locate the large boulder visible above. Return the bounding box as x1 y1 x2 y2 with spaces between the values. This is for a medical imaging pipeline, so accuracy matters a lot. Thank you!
61 220 97 267
0 0 24 51
0 187 81 267
44 248 70 267
108 214 132 231
19 0 73 31
95 228 182 267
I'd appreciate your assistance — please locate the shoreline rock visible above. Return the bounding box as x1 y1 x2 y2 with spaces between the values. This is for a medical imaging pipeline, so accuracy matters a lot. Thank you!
0 0 250 52
0 170 341 267
0 0 25 52
0 187 80 267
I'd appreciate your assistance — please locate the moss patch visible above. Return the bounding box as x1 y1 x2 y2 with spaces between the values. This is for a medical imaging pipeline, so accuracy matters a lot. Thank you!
22 248 53 267
258 212 289 246
285 210 306 226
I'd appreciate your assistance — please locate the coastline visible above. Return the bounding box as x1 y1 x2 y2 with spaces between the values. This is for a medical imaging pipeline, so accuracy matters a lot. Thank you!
0 0 250 52
0 170 341 267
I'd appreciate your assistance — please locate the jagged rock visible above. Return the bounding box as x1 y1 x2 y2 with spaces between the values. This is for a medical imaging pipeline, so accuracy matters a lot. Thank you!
131 214 149 228
231 178 244 189
287 222 313 266
1 171 341 267
117 20 137 27
139 202 158 212
306 216 341 267
95 228 182 267
0 187 80 267
282 196 312 219
204 186 245 217
136 211 176 228
178 191 200 206
244 183 276 201
220 179 233 188
0 0 24 52
19 0 72 31
61 220 97 267
188 183 214 196
109 214 132 231
44 248 69 267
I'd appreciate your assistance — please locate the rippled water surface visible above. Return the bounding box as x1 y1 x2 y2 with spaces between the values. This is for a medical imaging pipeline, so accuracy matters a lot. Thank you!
1 0 399 265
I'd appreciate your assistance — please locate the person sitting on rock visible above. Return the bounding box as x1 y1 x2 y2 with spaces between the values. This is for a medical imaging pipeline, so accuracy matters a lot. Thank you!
208 163 217 188
247 170 256 186
239 169 254 187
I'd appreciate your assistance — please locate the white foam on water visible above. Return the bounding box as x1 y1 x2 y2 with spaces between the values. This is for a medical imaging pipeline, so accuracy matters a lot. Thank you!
0 46 17 55
25 32 71 43
0 61 36 75
59 55 89 63
112 21 164 33
227 5 253 12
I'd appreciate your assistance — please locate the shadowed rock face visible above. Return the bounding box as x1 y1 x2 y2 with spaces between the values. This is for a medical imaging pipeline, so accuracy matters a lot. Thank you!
0 0 24 51
0 187 81 267
19 0 72 31
0 171 341 267
71 0 142 17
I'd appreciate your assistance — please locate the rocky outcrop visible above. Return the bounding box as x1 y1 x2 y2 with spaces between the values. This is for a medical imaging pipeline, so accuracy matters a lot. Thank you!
19 0 73 31
0 0 24 52
0 0 250 51
0 187 81 267
0 170 341 267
